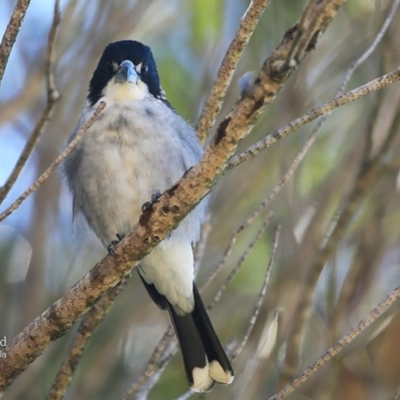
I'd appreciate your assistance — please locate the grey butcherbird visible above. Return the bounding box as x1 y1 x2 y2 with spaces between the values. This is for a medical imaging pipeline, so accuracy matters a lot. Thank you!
62 40 234 392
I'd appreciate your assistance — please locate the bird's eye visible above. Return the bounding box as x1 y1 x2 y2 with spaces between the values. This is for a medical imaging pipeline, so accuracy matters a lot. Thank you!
106 61 118 73
140 62 149 75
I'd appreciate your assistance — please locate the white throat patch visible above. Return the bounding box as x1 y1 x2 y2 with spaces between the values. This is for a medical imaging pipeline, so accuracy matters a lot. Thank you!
103 78 150 102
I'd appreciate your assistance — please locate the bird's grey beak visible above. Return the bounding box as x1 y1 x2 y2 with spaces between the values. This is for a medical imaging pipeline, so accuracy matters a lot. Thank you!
115 60 138 84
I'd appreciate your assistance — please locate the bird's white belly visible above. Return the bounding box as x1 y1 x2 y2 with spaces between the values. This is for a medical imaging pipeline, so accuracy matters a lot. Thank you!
70 100 206 310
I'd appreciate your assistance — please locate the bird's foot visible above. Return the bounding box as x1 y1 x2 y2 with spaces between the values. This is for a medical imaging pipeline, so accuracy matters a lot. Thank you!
107 233 125 255
141 189 161 212
151 189 161 202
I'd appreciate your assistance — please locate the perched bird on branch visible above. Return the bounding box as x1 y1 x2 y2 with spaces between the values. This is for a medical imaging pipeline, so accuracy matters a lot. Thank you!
62 40 234 392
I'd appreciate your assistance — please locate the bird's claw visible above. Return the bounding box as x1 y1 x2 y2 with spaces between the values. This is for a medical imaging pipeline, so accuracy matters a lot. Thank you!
116 233 125 241
141 189 161 212
151 189 161 202
141 201 152 212
107 233 125 255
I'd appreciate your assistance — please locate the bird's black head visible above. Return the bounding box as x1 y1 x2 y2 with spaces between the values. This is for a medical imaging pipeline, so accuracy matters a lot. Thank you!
87 40 163 107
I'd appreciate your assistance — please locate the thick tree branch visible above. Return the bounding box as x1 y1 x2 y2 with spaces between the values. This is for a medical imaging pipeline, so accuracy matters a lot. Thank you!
196 0 270 143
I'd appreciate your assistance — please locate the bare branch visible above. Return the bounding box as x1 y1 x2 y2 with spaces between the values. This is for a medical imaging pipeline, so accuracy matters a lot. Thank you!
230 224 281 364
200 210 267 293
277 0 400 381
286 0 344 69
133 360 171 400
119 326 176 400
0 0 61 205
270 284 400 400
47 279 127 400
290 123 400 399
202 121 325 293
209 212 273 309
193 214 212 275
196 0 271 143
339 0 400 94
230 0 400 168
280 119 400 389
45 0 61 103
0 101 106 223
211 0 345 165
229 65 400 169
0 0 31 86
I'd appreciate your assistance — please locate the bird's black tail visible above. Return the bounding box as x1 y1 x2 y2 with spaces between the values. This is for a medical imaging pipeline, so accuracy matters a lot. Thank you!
139 273 234 392
167 284 234 392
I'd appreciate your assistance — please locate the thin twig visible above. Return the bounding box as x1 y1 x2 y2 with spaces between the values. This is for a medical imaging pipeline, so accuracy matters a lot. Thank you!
119 325 175 399
270 284 400 400
331 111 400 334
306 0 400 164
127 345 180 400
0 0 31 86
209 211 273 309
0 0 61 205
133 334 180 400
278 2 400 386
228 66 400 169
196 0 271 144
193 214 212 275
199 211 264 293
338 0 400 95
230 224 281 363
0 101 106 223
202 125 322 294
47 279 128 400
280 123 400 390
45 0 61 103
173 383 194 400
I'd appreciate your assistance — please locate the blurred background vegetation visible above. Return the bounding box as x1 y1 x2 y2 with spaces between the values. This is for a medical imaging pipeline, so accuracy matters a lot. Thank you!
1 0 400 399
